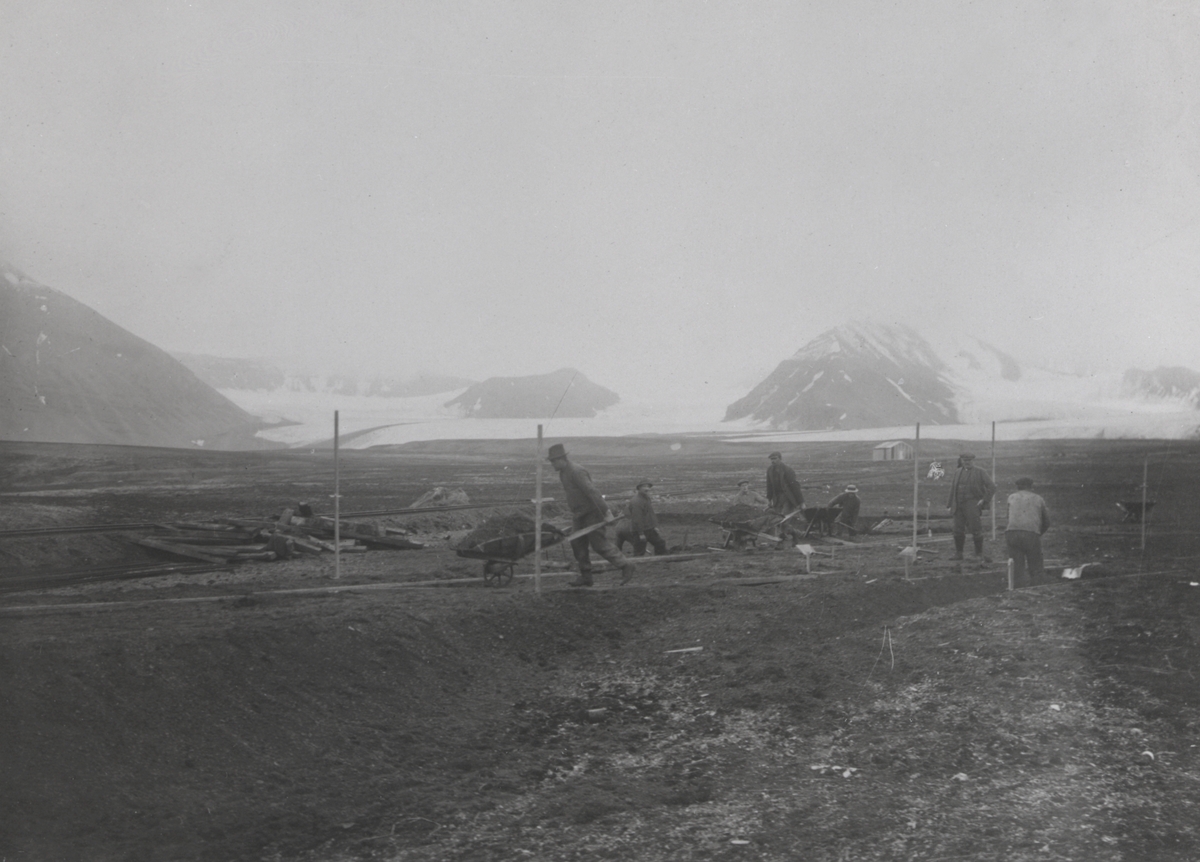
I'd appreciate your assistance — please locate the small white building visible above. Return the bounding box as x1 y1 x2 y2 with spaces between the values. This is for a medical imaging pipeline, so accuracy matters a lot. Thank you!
873 440 914 461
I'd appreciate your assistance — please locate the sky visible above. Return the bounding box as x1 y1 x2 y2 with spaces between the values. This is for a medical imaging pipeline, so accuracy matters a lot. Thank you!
3 1 1199 405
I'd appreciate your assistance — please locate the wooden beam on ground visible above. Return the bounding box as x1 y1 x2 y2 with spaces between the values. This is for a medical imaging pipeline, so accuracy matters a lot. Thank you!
135 537 230 565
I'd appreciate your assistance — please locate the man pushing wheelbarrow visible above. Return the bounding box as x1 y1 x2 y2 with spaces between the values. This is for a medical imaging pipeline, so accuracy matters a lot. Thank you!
548 443 636 587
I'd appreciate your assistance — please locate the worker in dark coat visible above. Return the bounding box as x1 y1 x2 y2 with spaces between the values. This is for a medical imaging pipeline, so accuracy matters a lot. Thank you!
947 453 996 563
548 443 635 586
766 451 804 545
827 484 862 538
626 479 669 556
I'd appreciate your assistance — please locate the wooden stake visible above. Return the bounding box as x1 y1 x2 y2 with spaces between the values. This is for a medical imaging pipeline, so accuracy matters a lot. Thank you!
535 424 543 595
1141 454 1148 552
912 422 920 552
334 410 340 580
991 421 997 541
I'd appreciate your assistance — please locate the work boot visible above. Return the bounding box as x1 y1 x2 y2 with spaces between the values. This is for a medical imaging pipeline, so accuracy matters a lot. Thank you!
569 575 594 587
619 563 636 585
953 552 964 561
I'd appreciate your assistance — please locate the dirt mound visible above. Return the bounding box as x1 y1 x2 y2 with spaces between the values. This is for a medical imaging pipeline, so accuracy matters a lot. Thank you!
409 486 470 508
453 513 566 557
713 503 774 526
457 512 536 546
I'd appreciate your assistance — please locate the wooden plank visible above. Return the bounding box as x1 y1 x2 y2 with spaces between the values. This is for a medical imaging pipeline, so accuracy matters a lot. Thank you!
291 537 326 554
151 533 259 545
135 537 229 565
171 522 244 532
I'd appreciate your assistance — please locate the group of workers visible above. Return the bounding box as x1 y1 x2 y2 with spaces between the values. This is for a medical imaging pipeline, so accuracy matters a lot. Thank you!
547 443 1051 589
948 452 1051 586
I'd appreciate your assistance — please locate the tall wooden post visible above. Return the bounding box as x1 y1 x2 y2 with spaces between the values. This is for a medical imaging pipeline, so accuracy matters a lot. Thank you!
991 421 997 540
1141 455 1149 552
535 424 544 595
912 422 920 551
334 410 341 580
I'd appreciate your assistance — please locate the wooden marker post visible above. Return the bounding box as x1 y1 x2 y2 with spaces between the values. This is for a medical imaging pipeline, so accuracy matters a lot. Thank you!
912 422 920 552
1007 557 1014 591
991 421 997 541
1141 455 1148 552
535 425 544 595
334 410 341 580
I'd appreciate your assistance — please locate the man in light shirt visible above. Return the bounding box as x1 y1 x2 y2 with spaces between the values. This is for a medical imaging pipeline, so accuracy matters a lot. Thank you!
1005 477 1051 587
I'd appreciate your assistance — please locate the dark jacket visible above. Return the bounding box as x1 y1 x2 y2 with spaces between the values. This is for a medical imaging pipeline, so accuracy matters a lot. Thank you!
947 465 996 513
557 461 610 520
828 491 861 524
627 493 658 530
766 462 804 509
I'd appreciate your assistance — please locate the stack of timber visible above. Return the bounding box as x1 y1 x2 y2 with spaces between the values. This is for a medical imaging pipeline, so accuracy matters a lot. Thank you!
133 509 424 564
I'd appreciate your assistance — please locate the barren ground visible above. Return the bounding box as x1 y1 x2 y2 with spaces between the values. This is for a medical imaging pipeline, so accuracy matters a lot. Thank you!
2 436 1199 861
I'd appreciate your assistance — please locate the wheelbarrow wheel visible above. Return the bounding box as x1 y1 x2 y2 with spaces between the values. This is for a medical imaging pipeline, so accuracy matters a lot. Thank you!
482 560 515 587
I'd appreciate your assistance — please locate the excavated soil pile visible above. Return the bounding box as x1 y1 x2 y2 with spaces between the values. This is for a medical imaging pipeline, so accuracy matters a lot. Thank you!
713 503 775 527
454 512 565 555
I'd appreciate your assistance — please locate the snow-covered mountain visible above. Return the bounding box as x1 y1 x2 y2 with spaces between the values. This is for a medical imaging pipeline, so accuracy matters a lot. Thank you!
1122 367 1200 407
726 320 1199 432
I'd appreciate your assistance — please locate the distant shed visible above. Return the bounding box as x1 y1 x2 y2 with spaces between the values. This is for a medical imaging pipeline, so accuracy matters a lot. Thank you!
873 440 914 461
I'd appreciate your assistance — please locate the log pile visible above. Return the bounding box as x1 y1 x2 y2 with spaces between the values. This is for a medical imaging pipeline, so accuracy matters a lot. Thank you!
134 509 426 564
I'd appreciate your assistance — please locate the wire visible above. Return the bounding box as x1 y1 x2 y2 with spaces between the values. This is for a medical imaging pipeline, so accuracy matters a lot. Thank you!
546 371 579 426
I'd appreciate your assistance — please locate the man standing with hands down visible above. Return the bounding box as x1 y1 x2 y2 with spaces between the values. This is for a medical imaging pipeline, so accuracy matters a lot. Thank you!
947 453 996 564
766 451 805 546
547 443 636 587
627 479 669 557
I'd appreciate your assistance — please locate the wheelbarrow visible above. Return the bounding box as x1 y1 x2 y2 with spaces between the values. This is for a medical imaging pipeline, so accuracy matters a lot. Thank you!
800 506 844 538
1117 500 1156 523
455 523 567 586
712 509 806 549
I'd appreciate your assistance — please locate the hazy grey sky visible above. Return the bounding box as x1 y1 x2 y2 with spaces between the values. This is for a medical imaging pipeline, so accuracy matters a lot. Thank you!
3 1 1198 402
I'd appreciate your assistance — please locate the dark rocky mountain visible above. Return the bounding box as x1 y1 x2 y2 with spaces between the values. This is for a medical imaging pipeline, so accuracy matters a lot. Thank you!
725 321 962 430
0 262 265 448
1122 367 1200 407
726 319 1200 432
171 352 474 398
444 368 619 419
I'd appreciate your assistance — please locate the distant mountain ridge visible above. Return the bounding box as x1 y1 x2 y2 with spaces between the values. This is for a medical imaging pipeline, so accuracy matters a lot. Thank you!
725 321 961 429
1122 367 1200 407
444 368 619 418
0 262 264 448
726 320 1200 431
171 352 474 398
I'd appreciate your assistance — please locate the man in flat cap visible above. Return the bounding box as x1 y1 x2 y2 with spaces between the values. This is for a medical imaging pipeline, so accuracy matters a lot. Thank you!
547 443 635 586
766 451 805 546
827 484 862 539
946 453 996 564
732 479 769 508
626 479 669 557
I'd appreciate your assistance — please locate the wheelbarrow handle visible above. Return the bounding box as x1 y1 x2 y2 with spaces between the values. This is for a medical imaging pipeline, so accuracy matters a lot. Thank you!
561 519 615 543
